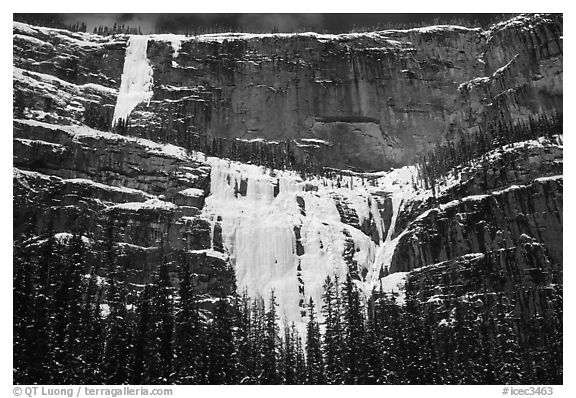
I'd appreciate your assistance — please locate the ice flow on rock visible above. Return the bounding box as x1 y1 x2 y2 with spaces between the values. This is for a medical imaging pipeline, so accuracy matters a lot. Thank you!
108 32 415 330
202 158 412 329
112 35 154 126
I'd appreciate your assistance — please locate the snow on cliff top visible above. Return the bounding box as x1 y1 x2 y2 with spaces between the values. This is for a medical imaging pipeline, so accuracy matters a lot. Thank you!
146 25 482 49
488 13 557 34
14 67 117 95
153 24 481 44
15 19 481 50
14 119 194 162
382 25 482 35
13 21 123 47
14 168 159 200
16 15 556 50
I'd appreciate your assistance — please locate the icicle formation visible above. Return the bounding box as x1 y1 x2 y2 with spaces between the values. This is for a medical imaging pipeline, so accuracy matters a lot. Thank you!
203 158 408 329
112 35 154 126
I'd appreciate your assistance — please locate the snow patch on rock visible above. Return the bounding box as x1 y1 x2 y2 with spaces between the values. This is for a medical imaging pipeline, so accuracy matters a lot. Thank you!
54 232 92 246
107 198 177 212
378 272 408 304
179 187 205 197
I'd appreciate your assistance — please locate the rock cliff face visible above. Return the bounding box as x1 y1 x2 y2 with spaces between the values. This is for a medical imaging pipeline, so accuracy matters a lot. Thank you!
12 15 562 326
13 23 126 129
460 15 562 133
386 137 562 317
13 118 233 296
391 176 562 273
407 238 560 319
14 14 562 171
139 14 562 171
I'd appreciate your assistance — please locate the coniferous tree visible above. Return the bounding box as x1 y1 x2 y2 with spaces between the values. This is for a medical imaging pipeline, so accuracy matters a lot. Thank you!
478 308 498 384
60 234 86 383
206 298 237 384
153 254 175 383
341 275 366 384
78 267 105 383
13 235 35 384
493 296 523 385
294 325 307 384
262 290 280 384
174 256 204 384
305 298 324 384
102 256 132 384
376 294 403 384
543 285 563 384
401 295 426 384
30 231 57 384
234 290 253 383
321 275 344 384
12 228 564 386
132 285 153 384
416 303 440 384
364 294 383 383
281 319 297 384
46 234 86 383
455 300 483 383
248 296 266 383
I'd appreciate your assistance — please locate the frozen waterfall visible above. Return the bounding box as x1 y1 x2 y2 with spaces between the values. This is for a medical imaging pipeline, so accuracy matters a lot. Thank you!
202 158 417 329
112 35 154 126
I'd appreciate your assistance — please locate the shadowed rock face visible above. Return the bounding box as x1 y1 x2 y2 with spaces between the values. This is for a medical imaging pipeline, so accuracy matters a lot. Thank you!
393 138 563 238
13 119 234 295
391 176 562 273
131 14 561 170
12 15 563 321
13 25 126 86
460 15 563 132
13 23 127 130
14 14 562 171
139 28 486 171
406 239 561 319
376 132 563 318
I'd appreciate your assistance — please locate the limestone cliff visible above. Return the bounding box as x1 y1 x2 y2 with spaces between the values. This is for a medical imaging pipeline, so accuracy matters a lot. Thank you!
13 118 233 297
12 14 562 326
14 14 562 171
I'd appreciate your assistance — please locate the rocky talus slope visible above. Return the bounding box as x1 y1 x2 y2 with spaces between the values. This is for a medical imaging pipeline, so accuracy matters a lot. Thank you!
13 14 562 325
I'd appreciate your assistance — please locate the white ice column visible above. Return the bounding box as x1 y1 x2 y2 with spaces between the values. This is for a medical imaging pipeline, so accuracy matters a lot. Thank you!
112 35 154 126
